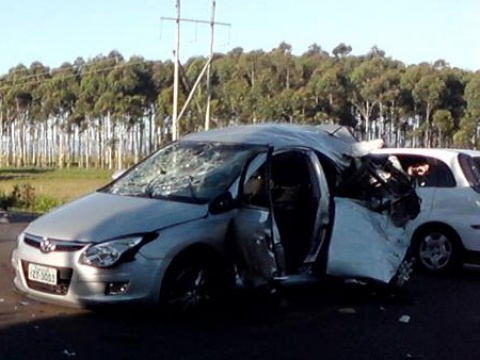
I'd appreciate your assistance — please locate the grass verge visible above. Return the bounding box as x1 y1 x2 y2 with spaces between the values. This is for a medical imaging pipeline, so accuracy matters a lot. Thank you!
0 167 114 213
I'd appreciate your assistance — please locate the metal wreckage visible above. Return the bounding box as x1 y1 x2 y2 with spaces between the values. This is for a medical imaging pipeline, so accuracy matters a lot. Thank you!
222 124 421 290
12 123 421 309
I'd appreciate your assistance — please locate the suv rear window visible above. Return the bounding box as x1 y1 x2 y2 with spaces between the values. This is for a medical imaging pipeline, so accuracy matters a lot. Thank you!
459 153 480 193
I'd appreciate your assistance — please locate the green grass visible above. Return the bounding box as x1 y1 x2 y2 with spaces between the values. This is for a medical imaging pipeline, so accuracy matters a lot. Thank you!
0 167 114 205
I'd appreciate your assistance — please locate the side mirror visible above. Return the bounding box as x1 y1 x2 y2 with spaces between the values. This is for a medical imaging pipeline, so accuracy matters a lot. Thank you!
209 192 235 215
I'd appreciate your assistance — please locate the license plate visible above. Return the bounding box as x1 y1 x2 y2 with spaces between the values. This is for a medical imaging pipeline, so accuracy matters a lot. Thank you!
28 263 58 286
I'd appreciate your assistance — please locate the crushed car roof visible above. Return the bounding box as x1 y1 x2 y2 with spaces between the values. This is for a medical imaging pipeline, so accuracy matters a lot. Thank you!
183 123 368 170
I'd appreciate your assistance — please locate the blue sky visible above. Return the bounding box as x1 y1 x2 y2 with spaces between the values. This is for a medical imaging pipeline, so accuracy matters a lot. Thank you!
1 0 479 75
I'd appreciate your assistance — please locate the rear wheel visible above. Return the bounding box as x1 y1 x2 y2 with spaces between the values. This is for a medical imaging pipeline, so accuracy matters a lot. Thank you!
413 226 462 273
159 252 227 314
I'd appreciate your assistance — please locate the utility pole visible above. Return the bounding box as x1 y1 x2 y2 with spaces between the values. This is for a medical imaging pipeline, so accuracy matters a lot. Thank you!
172 0 180 141
204 0 216 131
161 0 230 140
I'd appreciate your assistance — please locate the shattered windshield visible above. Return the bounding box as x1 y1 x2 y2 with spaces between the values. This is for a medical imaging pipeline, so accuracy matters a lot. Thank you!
103 141 256 203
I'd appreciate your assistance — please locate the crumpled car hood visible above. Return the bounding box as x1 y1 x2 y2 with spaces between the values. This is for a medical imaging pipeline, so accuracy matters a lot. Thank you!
24 192 208 242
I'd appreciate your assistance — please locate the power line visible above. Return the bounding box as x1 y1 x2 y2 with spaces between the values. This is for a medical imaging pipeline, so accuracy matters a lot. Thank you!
161 0 230 140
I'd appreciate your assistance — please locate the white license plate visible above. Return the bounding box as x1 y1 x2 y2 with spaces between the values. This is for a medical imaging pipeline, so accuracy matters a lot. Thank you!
28 263 58 286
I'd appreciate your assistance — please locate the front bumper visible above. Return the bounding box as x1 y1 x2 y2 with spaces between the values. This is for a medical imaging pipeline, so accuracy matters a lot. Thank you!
11 237 169 308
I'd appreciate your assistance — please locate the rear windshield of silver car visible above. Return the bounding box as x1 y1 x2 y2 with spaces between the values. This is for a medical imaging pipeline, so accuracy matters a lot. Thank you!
458 153 480 193
102 141 258 203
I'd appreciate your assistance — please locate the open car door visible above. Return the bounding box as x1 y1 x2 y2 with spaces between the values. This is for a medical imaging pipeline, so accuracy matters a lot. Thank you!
231 147 287 287
232 147 335 287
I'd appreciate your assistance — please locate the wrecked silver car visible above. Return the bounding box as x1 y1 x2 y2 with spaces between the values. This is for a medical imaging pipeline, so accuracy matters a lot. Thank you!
11 123 420 310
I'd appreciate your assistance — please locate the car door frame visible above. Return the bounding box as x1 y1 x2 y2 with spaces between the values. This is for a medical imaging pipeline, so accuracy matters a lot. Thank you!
232 145 334 287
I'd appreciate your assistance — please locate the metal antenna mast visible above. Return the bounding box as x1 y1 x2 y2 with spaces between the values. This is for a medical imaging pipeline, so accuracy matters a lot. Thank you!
162 0 230 140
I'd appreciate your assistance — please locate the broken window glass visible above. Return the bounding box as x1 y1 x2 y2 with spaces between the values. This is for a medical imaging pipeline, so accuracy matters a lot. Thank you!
104 141 255 203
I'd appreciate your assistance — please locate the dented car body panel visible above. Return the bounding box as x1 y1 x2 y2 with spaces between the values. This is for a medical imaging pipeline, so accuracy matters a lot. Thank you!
327 197 412 283
11 123 420 308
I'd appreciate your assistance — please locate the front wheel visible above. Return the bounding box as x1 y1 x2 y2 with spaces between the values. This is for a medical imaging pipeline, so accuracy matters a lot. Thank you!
159 253 227 314
413 227 462 273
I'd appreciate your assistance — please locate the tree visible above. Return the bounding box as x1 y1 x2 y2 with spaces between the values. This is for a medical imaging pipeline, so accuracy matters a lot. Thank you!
0 44 477 169
306 58 348 123
302 43 329 58
412 73 447 147
332 43 352 58
432 109 454 147
348 52 391 139
456 72 480 148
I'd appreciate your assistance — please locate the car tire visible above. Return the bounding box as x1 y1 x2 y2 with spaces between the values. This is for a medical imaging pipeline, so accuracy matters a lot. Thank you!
413 226 462 273
158 251 228 314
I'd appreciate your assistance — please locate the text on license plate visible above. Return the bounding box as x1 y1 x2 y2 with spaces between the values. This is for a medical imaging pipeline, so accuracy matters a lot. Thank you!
28 263 58 285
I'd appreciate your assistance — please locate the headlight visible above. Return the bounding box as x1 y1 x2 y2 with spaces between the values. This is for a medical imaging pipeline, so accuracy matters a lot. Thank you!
80 236 143 268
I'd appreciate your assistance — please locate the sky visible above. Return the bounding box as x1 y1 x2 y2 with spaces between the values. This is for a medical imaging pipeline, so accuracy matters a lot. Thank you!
0 0 479 75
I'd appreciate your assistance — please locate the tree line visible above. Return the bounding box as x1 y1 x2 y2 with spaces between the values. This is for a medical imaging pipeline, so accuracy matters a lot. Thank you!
1 42 480 169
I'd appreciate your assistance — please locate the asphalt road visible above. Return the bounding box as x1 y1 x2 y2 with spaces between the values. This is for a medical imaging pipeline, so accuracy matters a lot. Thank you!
2 212 480 360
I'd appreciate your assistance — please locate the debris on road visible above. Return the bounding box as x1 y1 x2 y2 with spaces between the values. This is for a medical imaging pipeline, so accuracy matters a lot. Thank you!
337 307 356 314
398 314 411 323
62 349 76 357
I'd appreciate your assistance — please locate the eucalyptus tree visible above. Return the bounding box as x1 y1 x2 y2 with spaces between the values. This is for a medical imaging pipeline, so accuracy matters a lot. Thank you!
375 60 409 146
152 59 175 141
268 43 310 122
332 43 352 59
128 57 158 155
455 72 480 148
299 43 330 88
302 43 330 59
247 45 307 122
1 62 51 166
305 57 348 123
215 48 271 124
432 109 454 147
213 49 251 125
92 55 156 168
435 66 468 145
76 54 120 168
400 64 433 146
347 47 394 140
229 49 266 124
0 75 10 166
39 63 81 167
412 71 447 147
269 42 297 91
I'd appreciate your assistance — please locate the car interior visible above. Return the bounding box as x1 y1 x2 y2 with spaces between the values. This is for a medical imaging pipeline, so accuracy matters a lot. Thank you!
241 149 334 274
269 151 319 273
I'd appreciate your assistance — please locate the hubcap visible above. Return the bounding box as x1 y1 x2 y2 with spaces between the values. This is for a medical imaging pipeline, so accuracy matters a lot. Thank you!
418 232 452 270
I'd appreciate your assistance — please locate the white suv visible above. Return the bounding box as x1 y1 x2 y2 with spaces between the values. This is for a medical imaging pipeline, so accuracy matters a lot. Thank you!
372 148 480 273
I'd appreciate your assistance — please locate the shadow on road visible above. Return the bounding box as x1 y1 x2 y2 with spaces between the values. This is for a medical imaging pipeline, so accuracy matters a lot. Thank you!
5 270 480 360
0 280 419 360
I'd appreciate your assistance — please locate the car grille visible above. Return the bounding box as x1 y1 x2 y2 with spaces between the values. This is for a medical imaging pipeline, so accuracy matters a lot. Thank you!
21 261 73 295
23 233 86 252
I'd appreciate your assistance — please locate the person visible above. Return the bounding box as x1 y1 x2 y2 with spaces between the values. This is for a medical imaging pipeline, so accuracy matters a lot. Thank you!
407 162 430 186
